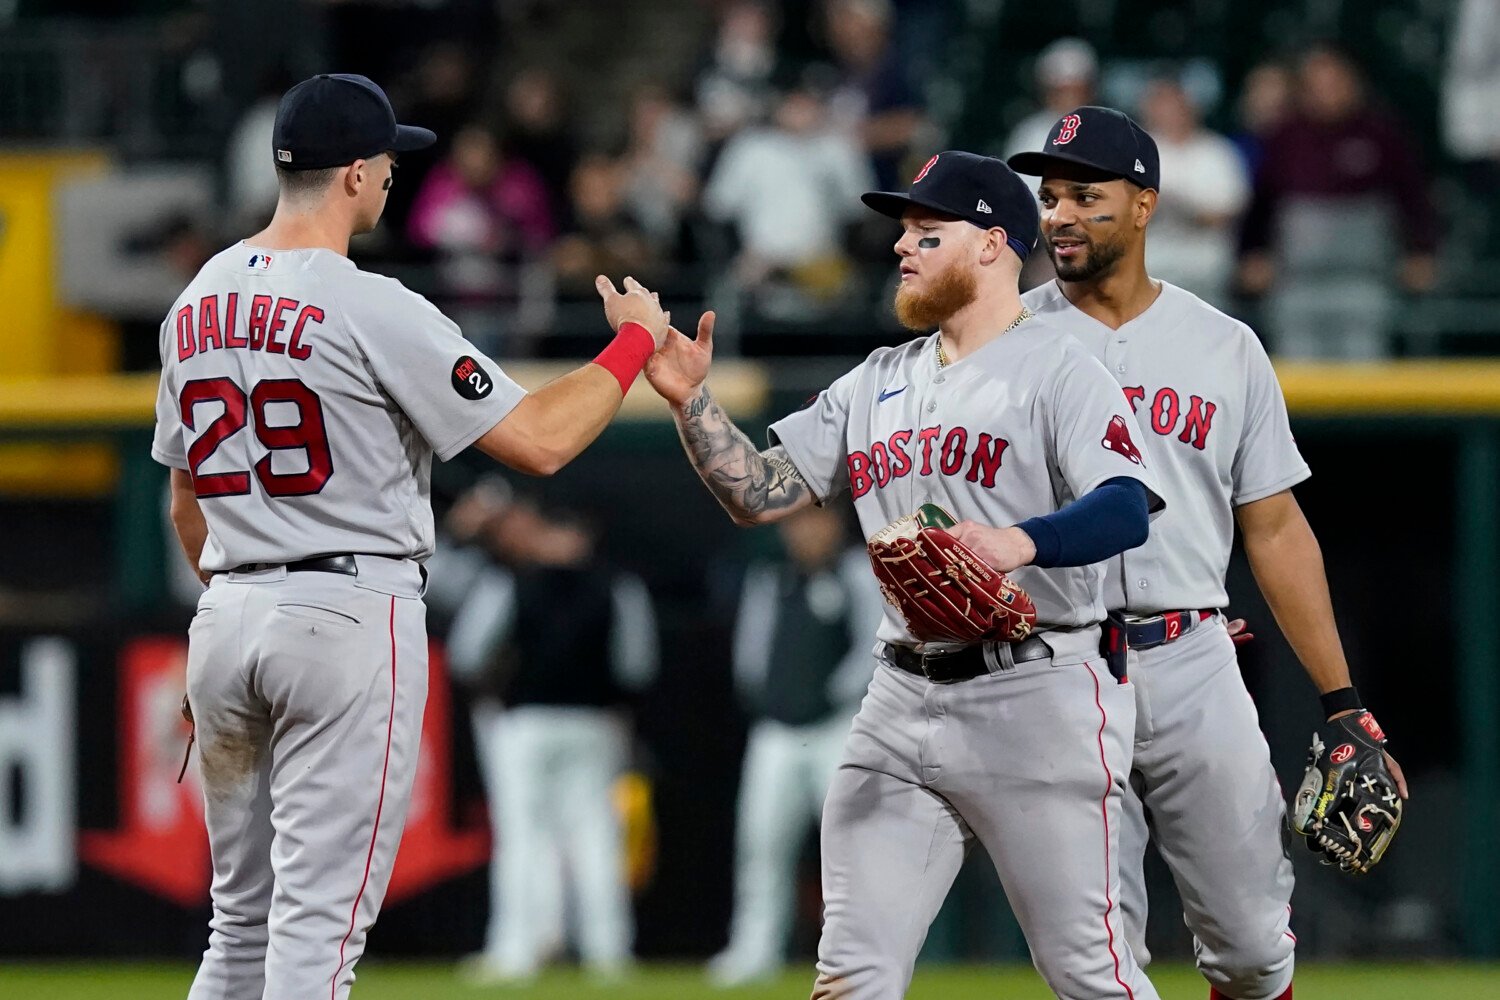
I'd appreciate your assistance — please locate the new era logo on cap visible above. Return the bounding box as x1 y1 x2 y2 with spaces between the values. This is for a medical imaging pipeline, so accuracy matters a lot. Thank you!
976 199 991 213
1134 159 1145 174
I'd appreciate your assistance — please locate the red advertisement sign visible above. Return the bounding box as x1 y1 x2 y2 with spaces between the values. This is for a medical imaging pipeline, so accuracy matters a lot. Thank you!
80 637 488 907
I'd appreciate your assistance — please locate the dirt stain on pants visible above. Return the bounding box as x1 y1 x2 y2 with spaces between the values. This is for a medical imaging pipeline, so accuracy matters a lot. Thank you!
198 715 269 795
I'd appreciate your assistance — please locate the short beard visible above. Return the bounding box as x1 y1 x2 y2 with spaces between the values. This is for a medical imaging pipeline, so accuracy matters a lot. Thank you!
893 262 979 331
1048 231 1128 282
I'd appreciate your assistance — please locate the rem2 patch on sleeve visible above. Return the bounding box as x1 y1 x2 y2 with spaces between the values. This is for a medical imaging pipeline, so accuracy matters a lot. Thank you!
452 356 494 400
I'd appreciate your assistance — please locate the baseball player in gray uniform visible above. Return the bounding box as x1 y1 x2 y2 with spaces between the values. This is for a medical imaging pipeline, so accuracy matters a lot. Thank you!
1008 107 1410 1000
152 73 670 1000
642 151 1167 1000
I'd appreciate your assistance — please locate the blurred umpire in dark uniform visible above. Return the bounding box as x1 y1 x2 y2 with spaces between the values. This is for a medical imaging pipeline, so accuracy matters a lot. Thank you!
709 503 885 987
444 495 657 984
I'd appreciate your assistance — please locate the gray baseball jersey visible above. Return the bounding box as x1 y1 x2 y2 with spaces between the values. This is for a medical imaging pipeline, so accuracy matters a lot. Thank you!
770 317 1163 660
152 242 526 572
1024 279 1308 613
1025 278 1302 998
153 241 524 1000
772 317 1168 1000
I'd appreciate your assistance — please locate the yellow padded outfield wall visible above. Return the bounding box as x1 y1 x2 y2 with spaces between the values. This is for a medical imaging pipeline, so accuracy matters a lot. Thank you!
1273 360 1500 415
0 150 118 494
1 357 1497 426
0 358 1498 495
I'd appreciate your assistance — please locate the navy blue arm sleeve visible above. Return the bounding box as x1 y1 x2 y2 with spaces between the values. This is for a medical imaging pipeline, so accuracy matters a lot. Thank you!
1017 476 1151 569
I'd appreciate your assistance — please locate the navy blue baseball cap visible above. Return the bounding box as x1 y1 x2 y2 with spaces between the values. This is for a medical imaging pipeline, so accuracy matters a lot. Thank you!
1007 106 1160 191
862 150 1040 261
272 73 436 171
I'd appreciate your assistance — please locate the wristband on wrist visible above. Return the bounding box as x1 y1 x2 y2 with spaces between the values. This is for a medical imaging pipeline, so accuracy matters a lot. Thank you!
592 321 656 396
1320 685 1363 718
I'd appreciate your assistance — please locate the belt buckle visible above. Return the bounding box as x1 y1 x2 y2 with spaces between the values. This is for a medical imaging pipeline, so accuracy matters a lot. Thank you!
924 642 980 683
1127 614 1168 650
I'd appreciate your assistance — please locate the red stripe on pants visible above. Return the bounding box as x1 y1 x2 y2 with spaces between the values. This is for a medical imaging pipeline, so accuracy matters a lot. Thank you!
1088 662 1134 1000
330 596 398 999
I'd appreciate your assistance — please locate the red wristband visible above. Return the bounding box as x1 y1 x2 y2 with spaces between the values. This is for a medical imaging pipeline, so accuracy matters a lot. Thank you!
593 321 656 396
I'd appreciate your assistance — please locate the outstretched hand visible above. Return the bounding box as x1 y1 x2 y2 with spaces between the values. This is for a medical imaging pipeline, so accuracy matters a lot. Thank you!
595 275 670 347
947 521 1037 574
645 310 716 409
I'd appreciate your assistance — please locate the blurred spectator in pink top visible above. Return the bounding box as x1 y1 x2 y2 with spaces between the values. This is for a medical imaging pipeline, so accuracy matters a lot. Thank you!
408 124 555 352
408 123 555 259
383 43 485 241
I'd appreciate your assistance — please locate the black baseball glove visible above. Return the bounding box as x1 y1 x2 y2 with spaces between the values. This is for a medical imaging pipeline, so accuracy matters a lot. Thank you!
1290 711 1403 874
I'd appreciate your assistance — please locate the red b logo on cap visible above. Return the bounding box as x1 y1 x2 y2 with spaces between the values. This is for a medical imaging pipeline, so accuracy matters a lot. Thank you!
913 154 939 182
1054 114 1082 146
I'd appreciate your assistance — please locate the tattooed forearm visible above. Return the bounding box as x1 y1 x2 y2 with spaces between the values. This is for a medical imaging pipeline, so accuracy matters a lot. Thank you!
675 386 811 523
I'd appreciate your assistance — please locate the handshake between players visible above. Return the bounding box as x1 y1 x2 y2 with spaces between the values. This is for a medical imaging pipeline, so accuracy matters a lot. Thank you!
593 273 716 413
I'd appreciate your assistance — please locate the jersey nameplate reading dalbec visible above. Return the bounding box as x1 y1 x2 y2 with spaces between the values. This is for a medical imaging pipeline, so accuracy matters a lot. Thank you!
174 293 325 362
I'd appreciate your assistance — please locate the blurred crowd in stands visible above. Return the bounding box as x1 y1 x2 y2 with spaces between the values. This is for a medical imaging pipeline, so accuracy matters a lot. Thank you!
12 0 1500 360
213 0 934 355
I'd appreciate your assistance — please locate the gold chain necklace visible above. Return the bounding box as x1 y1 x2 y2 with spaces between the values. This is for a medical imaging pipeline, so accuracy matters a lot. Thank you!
936 306 1033 369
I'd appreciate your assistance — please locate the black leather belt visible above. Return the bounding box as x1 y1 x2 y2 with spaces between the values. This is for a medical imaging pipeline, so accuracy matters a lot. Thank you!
884 635 1053 684
1120 609 1215 651
231 554 358 576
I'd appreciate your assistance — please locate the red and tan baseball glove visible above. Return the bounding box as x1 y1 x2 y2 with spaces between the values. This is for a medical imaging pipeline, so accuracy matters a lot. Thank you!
868 505 1036 645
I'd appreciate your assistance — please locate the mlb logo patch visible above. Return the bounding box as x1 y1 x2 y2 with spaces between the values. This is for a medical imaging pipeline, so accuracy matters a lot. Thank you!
277 149 292 163
247 253 273 270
